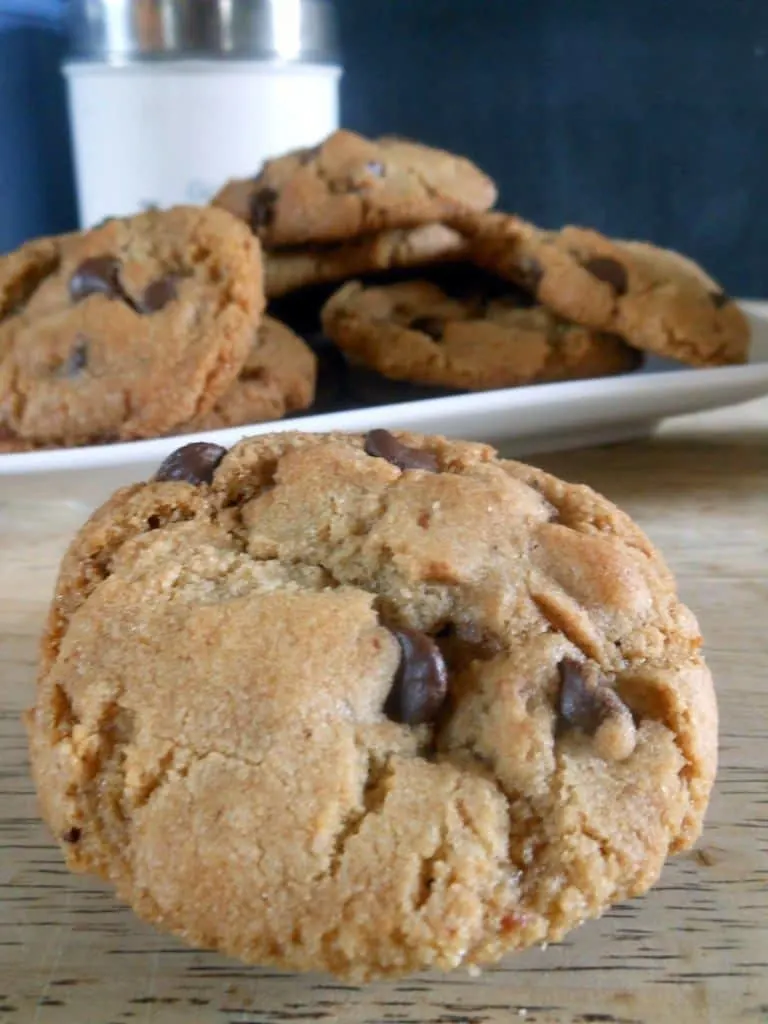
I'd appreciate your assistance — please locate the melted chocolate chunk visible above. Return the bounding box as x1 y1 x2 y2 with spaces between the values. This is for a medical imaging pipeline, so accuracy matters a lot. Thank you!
581 256 629 296
70 255 180 315
62 827 81 843
709 290 730 309
140 275 178 313
69 256 123 303
557 658 628 735
364 429 438 472
55 337 89 378
408 315 445 341
385 627 448 725
249 187 279 231
154 442 228 486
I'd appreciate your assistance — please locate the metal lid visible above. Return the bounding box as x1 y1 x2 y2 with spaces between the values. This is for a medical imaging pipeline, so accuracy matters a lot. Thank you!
68 0 340 65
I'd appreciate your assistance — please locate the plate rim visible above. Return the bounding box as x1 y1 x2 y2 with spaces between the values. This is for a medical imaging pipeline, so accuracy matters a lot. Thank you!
2 302 767 477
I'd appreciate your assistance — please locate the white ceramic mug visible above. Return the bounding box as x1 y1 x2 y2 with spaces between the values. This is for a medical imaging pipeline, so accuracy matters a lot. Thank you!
64 0 341 227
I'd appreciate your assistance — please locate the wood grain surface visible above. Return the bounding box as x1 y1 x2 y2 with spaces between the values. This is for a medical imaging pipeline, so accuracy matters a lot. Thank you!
1 398 767 1024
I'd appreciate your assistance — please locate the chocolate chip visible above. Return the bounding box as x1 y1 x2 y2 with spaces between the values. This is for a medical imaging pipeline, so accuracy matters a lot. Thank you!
365 161 385 177
140 275 178 313
709 290 730 309
518 255 543 293
384 628 448 725
69 256 123 303
70 255 179 315
55 337 88 378
558 658 627 734
154 442 228 486
364 429 439 472
249 187 279 231
581 256 628 296
408 316 444 341
63 827 81 843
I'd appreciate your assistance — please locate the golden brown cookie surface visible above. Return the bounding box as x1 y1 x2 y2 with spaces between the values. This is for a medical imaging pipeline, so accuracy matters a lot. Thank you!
182 316 316 432
27 430 717 980
0 207 263 449
455 213 750 366
213 130 497 247
321 279 640 390
265 223 468 298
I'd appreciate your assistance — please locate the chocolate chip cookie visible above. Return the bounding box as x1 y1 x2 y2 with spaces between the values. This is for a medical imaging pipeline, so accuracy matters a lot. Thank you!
27 430 717 980
0 206 264 449
212 130 497 248
455 213 749 366
265 223 468 298
321 279 640 390
182 316 316 432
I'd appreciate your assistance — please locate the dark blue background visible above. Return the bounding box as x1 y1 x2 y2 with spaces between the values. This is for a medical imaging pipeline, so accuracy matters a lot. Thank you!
339 0 768 296
2 0 767 296
0 5 77 250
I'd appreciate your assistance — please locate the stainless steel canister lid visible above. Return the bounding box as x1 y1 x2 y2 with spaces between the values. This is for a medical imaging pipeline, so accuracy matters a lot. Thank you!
68 0 340 64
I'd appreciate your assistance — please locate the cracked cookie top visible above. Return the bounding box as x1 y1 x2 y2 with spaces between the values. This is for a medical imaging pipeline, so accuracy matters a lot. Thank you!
26 430 717 979
212 130 498 248
453 212 750 367
0 207 263 448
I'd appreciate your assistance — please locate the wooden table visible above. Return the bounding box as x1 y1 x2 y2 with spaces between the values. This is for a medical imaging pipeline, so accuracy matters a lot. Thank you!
1 398 767 1024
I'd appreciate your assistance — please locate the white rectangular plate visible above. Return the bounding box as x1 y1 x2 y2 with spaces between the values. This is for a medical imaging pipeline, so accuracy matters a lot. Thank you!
2 303 767 484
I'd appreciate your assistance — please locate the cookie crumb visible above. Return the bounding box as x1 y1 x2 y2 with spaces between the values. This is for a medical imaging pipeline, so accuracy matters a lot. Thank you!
695 846 718 867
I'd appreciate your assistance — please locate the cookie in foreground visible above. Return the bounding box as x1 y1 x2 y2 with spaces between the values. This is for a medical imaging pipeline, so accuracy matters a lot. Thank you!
26 430 717 980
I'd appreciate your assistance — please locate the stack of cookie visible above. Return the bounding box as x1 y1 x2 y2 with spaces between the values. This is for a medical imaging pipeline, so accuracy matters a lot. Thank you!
215 128 750 394
0 129 750 452
0 206 317 452
211 130 489 299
